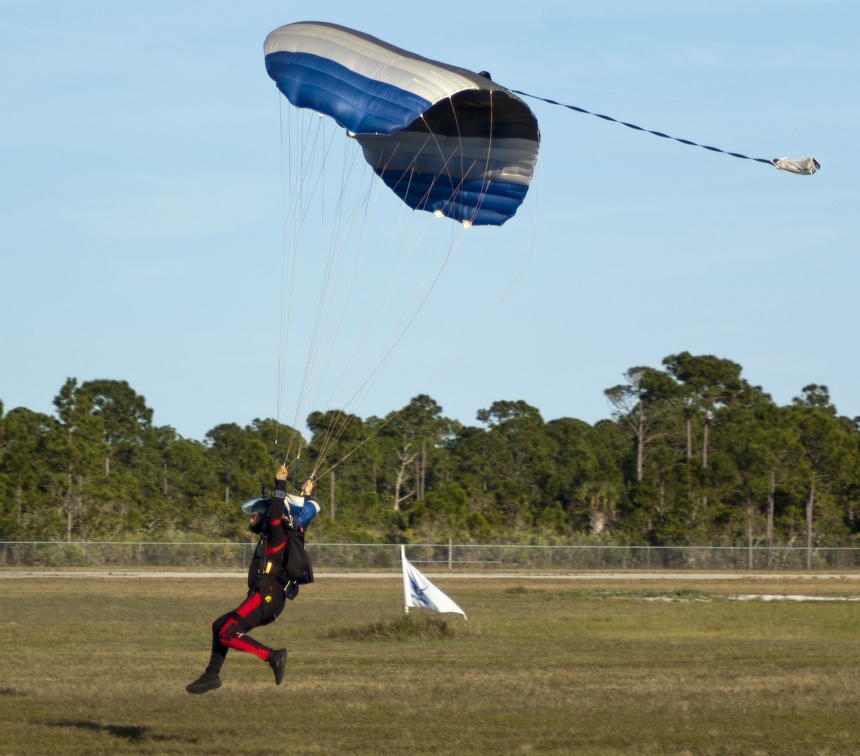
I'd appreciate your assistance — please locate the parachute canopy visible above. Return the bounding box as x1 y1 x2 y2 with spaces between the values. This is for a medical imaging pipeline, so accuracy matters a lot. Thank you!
264 22 540 226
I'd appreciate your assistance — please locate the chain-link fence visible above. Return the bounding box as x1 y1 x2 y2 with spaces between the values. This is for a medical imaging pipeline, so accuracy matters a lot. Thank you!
2 541 860 571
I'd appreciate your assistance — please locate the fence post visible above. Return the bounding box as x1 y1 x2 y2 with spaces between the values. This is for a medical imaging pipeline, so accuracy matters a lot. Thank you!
448 538 453 570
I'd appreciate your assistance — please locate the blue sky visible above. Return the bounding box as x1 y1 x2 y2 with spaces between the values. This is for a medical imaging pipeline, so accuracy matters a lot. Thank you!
2 1 857 440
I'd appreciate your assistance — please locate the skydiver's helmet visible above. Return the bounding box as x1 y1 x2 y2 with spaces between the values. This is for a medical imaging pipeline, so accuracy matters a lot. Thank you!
241 498 268 516
241 498 269 534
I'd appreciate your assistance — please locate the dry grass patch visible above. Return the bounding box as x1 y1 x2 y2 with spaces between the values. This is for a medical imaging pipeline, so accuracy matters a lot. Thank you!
324 612 477 640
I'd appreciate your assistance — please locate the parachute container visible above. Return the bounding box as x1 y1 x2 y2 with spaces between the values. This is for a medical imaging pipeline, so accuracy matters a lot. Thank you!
264 22 540 226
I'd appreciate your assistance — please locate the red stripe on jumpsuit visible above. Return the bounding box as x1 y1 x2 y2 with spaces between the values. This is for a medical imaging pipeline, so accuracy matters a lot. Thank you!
217 593 269 660
266 541 284 557
266 516 285 557
262 513 285 586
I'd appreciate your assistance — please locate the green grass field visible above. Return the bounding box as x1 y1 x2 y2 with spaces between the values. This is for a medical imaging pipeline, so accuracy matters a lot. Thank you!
1 573 858 754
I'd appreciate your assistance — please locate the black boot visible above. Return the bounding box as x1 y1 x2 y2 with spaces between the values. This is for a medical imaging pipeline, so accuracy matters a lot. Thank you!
186 671 222 694
268 648 287 685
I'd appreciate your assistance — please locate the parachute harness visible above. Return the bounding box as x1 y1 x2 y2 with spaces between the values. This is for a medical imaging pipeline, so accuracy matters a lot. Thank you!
510 89 819 175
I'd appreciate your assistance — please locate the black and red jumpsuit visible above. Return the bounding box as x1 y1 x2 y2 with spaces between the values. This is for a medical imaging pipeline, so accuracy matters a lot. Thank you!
204 492 290 675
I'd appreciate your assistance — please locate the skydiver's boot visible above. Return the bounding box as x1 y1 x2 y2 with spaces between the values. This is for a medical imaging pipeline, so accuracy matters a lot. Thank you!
186 671 222 694
268 648 287 685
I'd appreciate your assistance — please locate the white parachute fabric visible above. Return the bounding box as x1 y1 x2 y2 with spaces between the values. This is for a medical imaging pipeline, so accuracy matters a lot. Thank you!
264 22 504 128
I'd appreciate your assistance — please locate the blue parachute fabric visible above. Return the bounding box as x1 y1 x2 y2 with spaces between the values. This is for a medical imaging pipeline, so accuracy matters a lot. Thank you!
264 22 540 226
375 172 530 226
265 51 432 136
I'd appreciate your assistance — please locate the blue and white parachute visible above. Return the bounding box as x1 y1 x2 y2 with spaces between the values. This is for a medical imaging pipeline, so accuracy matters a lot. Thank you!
264 22 540 227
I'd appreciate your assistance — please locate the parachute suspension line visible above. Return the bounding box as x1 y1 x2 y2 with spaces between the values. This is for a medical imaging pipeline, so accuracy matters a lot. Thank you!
367 127 439 221
312 406 397 481
284 123 420 478
295 115 335 416
387 138 428 215
313 190 533 483
297 138 371 442
286 115 331 463
471 90 496 227
274 96 289 448
307 205 470 480
449 97 467 223
279 113 344 467
275 109 349 468
299 102 486 479
310 229 470 482
310 220 465 480
264 22 543 482
396 134 448 223
510 89 819 175
275 96 303 460
306 220 520 483
437 228 535 404
292 119 359 431
443 96 472 225
418 107 483 227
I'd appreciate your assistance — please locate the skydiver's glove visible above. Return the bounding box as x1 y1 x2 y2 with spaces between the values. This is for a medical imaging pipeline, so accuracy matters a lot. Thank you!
301 479 315 497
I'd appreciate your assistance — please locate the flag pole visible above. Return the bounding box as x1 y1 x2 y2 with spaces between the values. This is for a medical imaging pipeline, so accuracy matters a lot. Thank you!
401 545 409 615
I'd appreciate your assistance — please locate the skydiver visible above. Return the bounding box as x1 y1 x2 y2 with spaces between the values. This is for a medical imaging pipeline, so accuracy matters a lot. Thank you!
185 465 319 694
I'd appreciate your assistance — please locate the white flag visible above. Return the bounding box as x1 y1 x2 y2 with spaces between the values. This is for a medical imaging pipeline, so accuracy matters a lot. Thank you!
401 546 466 619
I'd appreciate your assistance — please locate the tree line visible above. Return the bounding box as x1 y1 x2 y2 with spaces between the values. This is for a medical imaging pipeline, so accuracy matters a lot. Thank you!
1 352 859 548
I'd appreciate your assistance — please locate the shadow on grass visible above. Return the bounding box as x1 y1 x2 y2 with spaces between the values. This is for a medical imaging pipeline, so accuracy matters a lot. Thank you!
39 720 188 745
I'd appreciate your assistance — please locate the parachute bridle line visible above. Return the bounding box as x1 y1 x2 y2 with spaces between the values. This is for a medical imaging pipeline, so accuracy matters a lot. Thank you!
510 89 818 174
